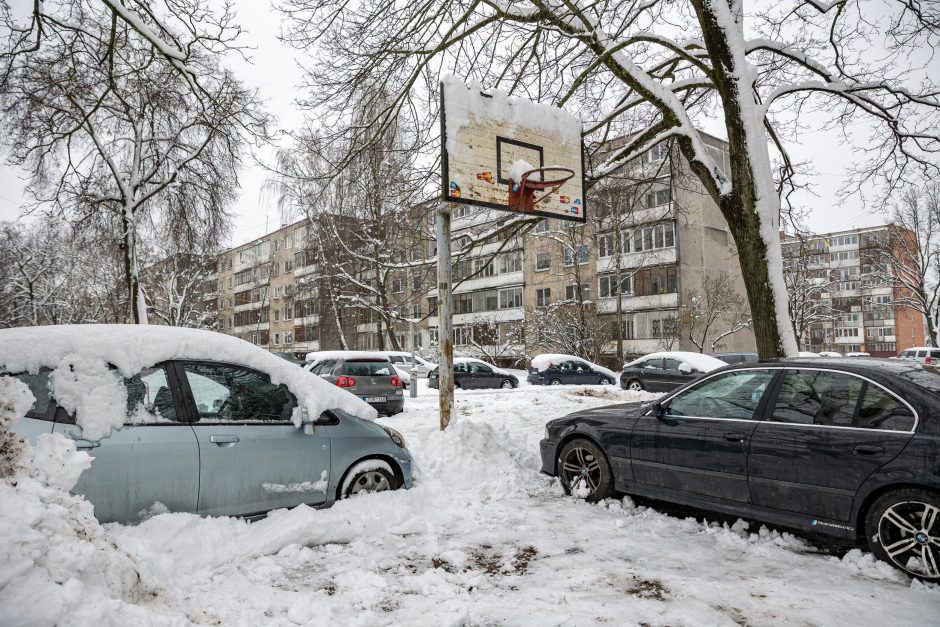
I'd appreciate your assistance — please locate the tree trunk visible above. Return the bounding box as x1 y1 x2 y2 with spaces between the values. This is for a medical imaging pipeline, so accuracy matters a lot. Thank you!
120 208 144 324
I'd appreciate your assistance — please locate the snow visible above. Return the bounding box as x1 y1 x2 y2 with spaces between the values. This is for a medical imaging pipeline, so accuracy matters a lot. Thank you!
508 158 536 185
2 377 938 623
0 325 377 438
529 353 618 380
339 459 394 496
626 351 728 373
305 350 395 364
263 471 329 495
798 351 822 357
441 77 582 156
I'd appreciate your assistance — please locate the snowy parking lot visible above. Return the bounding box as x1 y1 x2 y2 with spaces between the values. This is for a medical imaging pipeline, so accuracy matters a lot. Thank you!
5 377 939 626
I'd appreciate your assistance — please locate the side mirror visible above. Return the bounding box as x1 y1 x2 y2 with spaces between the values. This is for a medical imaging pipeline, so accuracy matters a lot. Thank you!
652 401 678 425
677 362 692 374
301 407 312 424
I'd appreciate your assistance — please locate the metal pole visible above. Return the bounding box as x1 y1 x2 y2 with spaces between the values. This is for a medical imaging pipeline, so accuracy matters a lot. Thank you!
436 205 454 429
409 317 418 399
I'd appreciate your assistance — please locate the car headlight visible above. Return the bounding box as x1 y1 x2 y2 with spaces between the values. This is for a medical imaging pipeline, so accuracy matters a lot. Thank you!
381 425 407 449
544 426 551 441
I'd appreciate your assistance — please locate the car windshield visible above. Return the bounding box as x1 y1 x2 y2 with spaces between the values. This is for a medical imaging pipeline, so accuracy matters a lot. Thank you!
341 360 394 376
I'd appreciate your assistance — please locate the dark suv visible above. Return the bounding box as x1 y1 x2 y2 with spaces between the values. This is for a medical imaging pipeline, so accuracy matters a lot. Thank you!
540 359 940 581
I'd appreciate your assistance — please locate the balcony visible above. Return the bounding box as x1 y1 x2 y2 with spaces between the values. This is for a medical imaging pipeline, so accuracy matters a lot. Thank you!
596 247 675 273
596 292 678 313
234 301 263 313
233 322 269 334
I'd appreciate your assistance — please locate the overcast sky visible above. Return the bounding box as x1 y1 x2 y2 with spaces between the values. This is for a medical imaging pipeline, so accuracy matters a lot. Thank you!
0 1 934 247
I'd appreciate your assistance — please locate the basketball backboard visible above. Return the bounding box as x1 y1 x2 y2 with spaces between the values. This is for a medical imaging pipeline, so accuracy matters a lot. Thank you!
440 78 586 223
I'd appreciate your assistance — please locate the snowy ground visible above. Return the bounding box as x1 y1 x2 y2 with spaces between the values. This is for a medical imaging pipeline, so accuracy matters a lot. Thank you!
5 376 939 626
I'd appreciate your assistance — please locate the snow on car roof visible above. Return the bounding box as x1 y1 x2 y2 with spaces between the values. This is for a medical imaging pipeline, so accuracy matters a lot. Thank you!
529 354 617 380
453 357 512 376
305 350 393 363
0 325 378 439
625 351 726 373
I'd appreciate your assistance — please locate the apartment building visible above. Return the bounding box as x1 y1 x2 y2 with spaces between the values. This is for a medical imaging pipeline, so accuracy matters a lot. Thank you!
205 135 757 366
781 226 926 356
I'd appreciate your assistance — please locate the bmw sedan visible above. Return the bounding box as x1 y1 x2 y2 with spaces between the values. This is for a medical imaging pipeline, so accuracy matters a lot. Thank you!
428 358 519 390
540 358 940 581
5 325 413 524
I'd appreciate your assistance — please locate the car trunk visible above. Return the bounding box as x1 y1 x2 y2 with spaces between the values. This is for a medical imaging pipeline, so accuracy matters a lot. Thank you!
341 360 399 402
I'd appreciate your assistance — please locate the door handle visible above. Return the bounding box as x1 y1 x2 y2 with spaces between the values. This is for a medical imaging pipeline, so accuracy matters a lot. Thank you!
210 435 239 445
724 433 746 443
853 445 884 456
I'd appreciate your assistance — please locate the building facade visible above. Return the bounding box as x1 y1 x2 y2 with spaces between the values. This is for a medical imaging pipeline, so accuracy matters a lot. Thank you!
781 226 926 356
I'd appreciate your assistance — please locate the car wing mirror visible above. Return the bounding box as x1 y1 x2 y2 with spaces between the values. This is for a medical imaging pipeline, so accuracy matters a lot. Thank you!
652 401 678 426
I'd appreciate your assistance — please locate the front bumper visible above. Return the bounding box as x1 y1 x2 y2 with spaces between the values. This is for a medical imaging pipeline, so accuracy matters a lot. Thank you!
539 438 559 476
396 452 415 489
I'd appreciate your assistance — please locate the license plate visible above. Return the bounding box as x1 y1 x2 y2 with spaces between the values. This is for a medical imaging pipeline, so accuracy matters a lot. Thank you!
364 396 386 403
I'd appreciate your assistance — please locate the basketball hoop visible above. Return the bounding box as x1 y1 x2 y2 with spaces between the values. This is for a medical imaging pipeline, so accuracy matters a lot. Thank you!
509 167 576 214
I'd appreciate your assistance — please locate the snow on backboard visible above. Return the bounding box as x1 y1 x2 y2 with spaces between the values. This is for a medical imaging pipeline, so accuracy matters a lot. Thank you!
440 78 586 223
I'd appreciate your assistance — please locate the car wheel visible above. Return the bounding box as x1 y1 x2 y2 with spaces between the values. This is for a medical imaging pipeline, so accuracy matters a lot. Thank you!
599 376 612 385
557 439 614 503
549 378 561 386
500 379 514 389
866 488 940 582
626 379 644 392
340 460 399 499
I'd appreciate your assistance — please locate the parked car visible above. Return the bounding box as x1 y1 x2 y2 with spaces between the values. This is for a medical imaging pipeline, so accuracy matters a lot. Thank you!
899 347 940 367
713 352 759 365
818 351 843 358
4 325 413 524
540 358 940 581
619 352 725 392
428 357 519 390
527 354 617 386
306 352 405 416
383 352 437 377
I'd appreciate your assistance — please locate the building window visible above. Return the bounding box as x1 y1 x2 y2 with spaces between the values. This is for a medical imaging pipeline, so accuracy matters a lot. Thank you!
283 305 292 320
429 328 439 346
412 304 421 319
412 275 422 291
565 284 590 301
610 319 635 340
454 326 473 346
273 333 281 345
475 258 495 277
631 222 675 252
646 189 671 208
498 252 523 274
535 219 549 233
455 293 473 314
391 276 404 293
536 288 552 307
599 274 633 298
274 310 280 322
563 244 588 266
535 252 551 271
498 287 523 310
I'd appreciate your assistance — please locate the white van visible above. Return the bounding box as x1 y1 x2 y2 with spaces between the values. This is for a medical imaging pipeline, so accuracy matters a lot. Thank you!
898 347 940 366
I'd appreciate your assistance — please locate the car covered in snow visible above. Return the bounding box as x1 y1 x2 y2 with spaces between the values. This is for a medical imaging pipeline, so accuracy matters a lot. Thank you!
541 358 940 582
427 357 519 390
305 351 405 415
619 351 725 392
526 354 617 386
4 325 413 524
382 351 437 377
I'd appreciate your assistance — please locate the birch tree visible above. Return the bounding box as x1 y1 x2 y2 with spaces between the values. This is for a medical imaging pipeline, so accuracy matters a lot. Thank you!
782 235 839 350
278 0 940 358
0 1 266 323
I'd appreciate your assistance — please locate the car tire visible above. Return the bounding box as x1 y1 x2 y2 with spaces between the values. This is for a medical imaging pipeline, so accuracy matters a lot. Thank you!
626 379 644 392
500 379 514 389
866 487 940 582
549 378 561 386
599 376 612 385
557 439 615 503
340 460 400 499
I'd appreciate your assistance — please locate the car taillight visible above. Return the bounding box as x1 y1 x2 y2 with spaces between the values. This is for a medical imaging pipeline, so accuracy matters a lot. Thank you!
927 356 932 365
336 376 356 388
390 375 402 387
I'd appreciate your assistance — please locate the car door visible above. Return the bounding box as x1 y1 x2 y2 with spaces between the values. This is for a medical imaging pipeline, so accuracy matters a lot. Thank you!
638 358 666 391
630 369 775 503
748 368 916 521
176 361 332 517
51 363 199 524
469 362 496 388
660 358 692 390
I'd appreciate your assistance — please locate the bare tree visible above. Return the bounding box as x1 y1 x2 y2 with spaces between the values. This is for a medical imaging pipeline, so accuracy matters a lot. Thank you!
525 302 609 363
140 248 218 328
682 273 751 353
867 184 940 347
462 314 525 364
278 0 940 358
0 2 266 323
782 234 841 350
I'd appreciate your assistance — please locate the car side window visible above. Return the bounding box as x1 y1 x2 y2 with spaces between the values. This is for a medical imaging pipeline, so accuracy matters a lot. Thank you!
856 385 915 432
4 371 54 419
666 370 774 420
642 359 662 370
572 361 590 372
183 363 297 423
124 365 178 423
772 370 863 427
472 363 493 373
454 362 469 373
663 358 680 371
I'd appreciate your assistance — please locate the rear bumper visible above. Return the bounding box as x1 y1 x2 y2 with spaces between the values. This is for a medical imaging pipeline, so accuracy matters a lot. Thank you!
527 374 546 385
539 438 559 476
370 398 404 415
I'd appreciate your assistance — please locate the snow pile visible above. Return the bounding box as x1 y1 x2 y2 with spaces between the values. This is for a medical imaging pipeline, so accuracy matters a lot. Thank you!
529 353 618 379
509 158 536 184
0 376 178 625
625 351 727 373
0 325 377 438
442 77 582 155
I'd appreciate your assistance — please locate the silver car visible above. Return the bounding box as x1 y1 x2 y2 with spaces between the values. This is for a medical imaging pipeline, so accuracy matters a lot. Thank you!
8 357 413 524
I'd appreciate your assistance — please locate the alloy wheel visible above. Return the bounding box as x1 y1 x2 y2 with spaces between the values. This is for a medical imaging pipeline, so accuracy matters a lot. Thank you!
560 446 601 496
628 380 643 391
877 501 940 578
549 379 561 386
501 380 513 389
349 470 392 495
